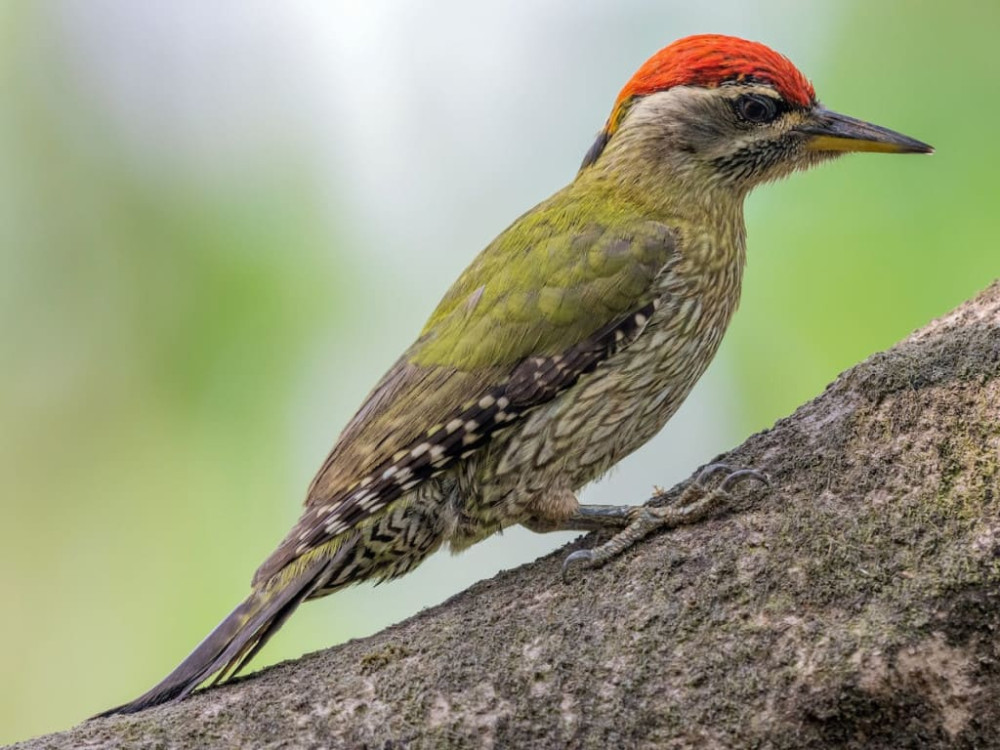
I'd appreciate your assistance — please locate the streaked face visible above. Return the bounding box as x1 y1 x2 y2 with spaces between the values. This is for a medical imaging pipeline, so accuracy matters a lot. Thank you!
615 83 931 190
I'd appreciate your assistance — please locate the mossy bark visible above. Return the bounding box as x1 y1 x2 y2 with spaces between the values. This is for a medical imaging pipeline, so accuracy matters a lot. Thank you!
13 282 1000 750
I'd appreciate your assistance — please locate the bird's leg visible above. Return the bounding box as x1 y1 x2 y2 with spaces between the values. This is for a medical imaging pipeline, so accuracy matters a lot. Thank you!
560 464 769 579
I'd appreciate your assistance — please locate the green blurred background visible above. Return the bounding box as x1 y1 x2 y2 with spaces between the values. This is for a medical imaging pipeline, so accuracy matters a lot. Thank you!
1 0 996 743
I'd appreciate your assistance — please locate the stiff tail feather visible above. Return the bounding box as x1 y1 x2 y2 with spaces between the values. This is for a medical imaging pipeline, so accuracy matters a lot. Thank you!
95 553 335 717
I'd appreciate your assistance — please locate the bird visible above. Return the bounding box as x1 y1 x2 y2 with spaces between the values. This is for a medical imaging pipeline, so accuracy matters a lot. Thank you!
98 33 931 716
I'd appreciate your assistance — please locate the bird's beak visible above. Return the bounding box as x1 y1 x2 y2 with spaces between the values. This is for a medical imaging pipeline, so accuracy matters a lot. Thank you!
799 108 933 154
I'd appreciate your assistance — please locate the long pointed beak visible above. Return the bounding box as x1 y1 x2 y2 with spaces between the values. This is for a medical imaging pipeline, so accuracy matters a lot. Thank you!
799 108 933 154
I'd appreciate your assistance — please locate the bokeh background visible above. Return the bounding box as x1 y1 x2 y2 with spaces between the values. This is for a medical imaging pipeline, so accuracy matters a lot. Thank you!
1 0 996 742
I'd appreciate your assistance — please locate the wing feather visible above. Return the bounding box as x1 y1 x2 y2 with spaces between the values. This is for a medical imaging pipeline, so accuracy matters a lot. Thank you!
254 195 677 584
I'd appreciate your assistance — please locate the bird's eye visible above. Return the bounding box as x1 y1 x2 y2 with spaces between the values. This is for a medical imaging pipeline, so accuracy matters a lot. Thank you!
736 94 779 124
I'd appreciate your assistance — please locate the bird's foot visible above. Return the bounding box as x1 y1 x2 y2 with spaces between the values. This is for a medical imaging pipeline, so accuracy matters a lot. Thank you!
562 463 769 581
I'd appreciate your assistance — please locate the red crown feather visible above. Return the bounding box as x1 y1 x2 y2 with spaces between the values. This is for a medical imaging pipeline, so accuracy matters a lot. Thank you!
607 34 815 134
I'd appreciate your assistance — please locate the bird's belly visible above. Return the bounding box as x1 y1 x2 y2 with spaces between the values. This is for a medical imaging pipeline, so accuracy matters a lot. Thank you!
452 286 734 546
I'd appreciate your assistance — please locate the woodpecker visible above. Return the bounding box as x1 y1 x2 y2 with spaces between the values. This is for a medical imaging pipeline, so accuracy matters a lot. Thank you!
100 34 931 715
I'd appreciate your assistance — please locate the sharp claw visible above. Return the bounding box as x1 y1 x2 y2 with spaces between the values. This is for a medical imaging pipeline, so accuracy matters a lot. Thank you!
695 463 735 484
718 468 770 493
562 549 595 582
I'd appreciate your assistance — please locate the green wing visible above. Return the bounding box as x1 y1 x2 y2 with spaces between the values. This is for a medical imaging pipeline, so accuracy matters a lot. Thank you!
254 188 677 584
415 202 675 369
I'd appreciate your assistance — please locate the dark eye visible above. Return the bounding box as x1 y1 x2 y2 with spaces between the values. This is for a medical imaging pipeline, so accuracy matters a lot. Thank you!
736 94 779 124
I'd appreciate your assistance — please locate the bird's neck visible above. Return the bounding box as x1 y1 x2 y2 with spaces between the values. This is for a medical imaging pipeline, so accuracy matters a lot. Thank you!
575 136 748 275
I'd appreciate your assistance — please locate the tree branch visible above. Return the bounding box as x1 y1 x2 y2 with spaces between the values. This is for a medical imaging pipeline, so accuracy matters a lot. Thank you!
13 282 1000 750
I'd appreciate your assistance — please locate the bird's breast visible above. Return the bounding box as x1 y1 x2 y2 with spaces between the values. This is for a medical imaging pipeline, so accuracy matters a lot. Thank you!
463 247 744 526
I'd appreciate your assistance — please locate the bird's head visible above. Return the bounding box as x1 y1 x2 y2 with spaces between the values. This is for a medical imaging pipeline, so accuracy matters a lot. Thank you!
582 34 932 196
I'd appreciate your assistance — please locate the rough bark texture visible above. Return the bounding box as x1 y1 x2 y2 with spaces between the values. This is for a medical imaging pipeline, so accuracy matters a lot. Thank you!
13 283 1000 750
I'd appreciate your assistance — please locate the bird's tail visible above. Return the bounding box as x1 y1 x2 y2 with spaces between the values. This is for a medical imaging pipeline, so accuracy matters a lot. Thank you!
95 551 335 717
